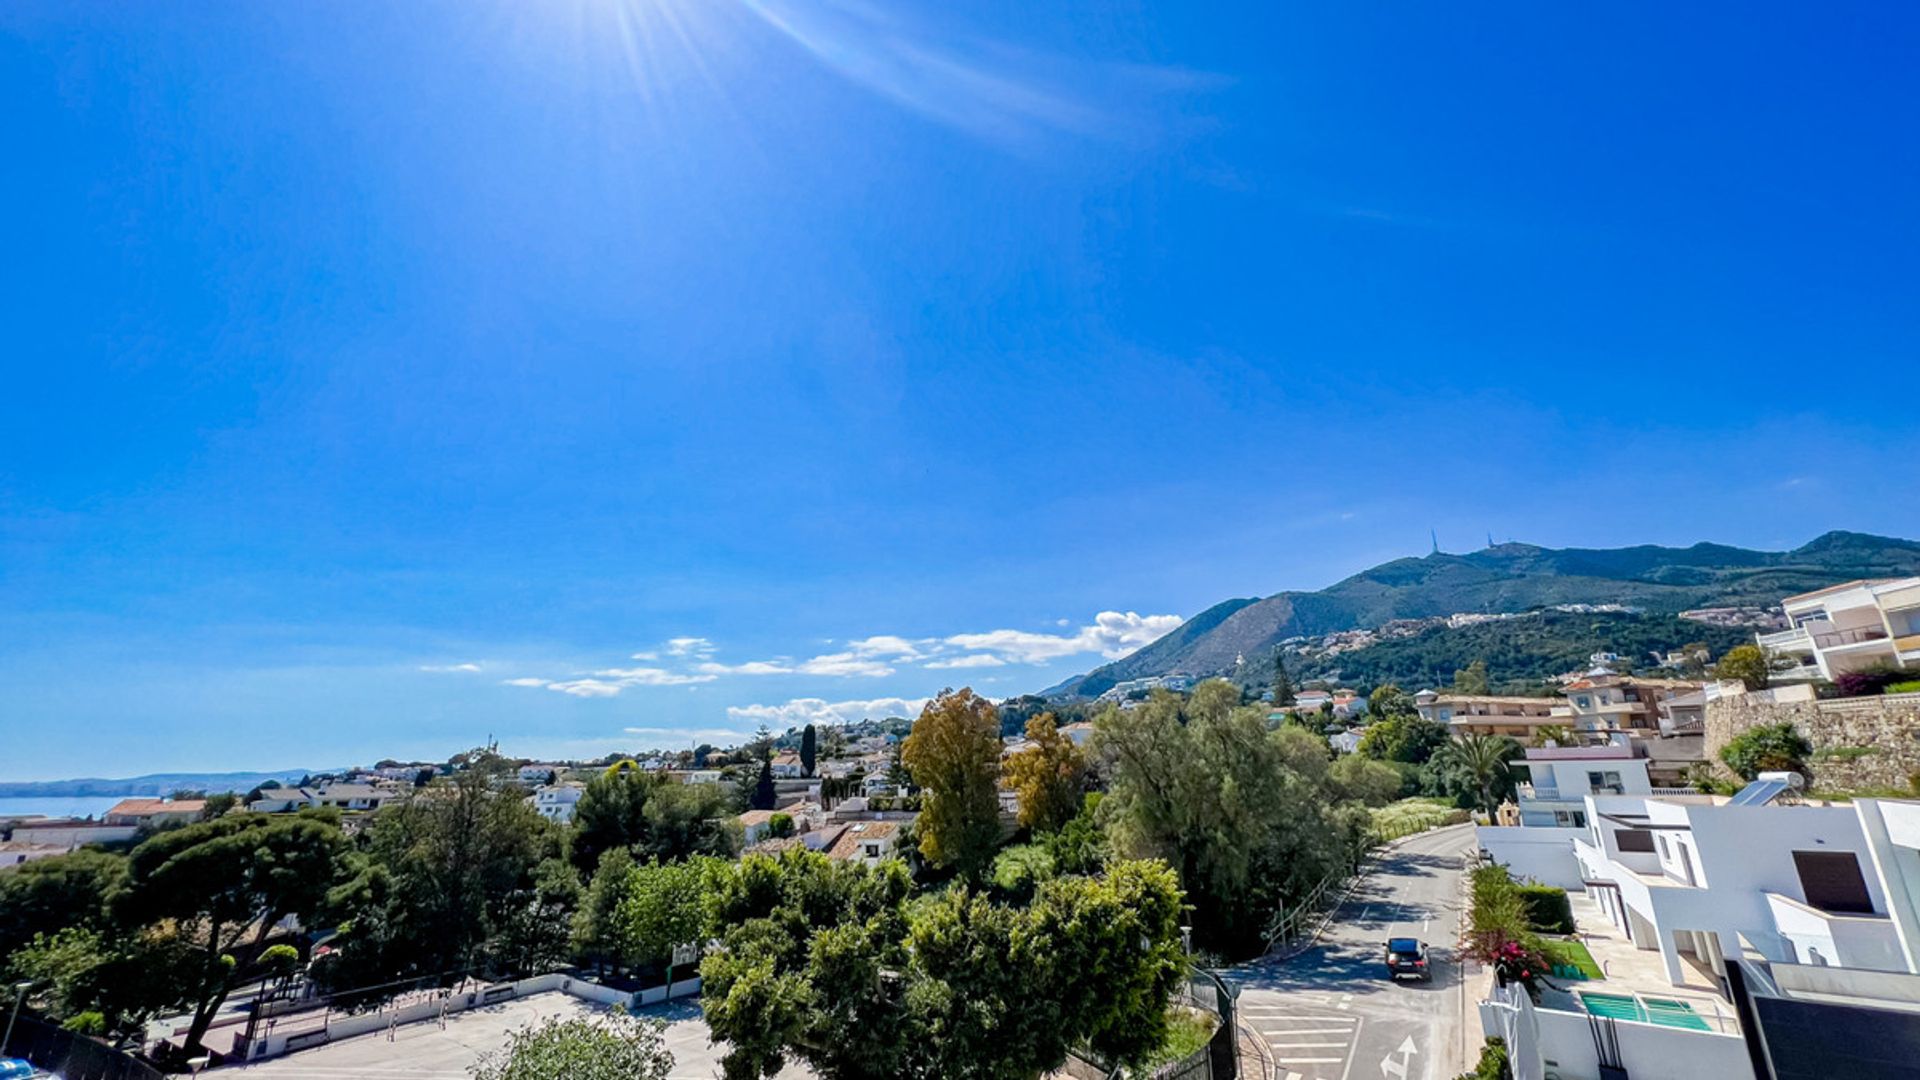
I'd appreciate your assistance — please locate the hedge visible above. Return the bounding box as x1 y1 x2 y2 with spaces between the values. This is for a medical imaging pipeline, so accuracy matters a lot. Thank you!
1516 884 1574 934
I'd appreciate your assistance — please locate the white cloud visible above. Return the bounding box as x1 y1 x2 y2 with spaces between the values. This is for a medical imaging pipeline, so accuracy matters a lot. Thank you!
501 677 549 687
546 679 627 698
694 652 895 678
420 663 483 673
925 653 1007 670
629 651 659 661
844 635 931 660
942 610 1182 664
726 696 933 728
665 637 716 658
593 667 720 686
694 659 795 676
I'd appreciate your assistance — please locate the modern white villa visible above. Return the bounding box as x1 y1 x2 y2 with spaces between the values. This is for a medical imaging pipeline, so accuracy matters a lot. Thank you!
1478 785 1920 1080
1757 576 1920 681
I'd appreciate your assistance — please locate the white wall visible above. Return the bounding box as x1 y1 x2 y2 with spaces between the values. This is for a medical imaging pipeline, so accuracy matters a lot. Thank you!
1477 826 1588 889
1531 1003 1751 1080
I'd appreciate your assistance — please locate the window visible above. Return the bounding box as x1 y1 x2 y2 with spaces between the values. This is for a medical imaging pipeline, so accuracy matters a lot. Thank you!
1793 851 1874 914
1575 696 1591 709
1586 771 1625 795
1615 829 1657 853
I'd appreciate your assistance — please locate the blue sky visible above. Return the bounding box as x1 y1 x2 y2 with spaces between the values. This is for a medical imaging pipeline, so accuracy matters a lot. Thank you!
3 1 1917 780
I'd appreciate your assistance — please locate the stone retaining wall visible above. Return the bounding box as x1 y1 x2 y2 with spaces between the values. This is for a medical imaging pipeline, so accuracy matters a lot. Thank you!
1705 690 1920 791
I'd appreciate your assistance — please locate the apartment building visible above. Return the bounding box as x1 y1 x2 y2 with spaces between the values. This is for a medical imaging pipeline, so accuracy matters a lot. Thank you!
1413 690 1560 737
1757 577 1920 681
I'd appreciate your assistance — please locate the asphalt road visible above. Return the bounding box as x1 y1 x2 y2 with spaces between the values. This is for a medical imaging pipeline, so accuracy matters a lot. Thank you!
1230 824 1477 1080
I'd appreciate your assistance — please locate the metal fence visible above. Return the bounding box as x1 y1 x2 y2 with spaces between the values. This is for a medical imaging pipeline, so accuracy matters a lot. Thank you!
1067 970 1239 1080
2 1014 165 1080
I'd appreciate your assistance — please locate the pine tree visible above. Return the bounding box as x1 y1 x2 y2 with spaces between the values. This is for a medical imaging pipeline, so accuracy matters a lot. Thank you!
751 728 777 811
800 724 817 778
1272 653 1296 706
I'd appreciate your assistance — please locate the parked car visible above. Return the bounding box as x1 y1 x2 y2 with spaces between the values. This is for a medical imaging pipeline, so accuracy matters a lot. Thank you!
1384 937 1431 981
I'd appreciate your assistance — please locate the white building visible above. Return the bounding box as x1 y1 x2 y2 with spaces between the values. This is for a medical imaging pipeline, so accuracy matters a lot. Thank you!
1757 577 1920 681
826 820 900 866
517 763 566 784
1510 740 1667 829
530 784 584 823
770 751 805 779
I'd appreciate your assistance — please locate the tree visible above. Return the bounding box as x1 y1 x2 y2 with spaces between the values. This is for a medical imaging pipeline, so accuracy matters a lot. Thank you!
699 848 1184 1080
1357 713 1451 765
573 848 637 975
1436 734 1523 816
1003 714 1086 833
751 727 778 812
0 848 127 960
901 689 1005 881
1329 755 1403 807
118 811 347 1052
571 766 737 873
200 793 238 820
614 858 713 976
1369 683 1415 719
1271 653 1296 706
5 926 217 1047
1715 644 1771 691
1453 660 1491 695
1719 722 1812 780
800 724 818 778
318 749 556 994
470 1013 673 1080
767 813 795 839
1095 680 1371 955
490 858 583 977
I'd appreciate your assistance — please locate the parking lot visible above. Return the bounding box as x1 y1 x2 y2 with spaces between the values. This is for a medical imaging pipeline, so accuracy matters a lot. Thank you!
219 992 812 1080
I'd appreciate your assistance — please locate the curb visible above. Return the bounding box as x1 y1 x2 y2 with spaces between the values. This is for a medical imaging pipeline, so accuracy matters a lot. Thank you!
1236 1020 1277 1080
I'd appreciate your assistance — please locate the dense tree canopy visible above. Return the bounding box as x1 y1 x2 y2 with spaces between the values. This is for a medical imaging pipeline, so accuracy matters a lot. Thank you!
901 689 1004 881
1094 680 1371 955
1003 713 1086 833
699 848 1185 1080
120 809 349 1051
470 1014 673 1080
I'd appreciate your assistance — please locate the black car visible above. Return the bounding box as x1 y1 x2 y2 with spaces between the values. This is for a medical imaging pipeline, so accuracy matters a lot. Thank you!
1384 937 1431 981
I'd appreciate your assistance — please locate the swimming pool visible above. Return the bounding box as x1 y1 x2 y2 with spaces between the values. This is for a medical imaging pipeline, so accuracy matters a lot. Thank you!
1576 992 1712 1030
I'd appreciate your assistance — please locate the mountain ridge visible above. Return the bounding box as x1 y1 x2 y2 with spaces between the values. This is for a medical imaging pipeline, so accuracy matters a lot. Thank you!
1047 530 1920 698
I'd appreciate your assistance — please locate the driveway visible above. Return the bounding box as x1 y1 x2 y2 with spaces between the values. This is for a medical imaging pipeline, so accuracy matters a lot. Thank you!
1229 825 1477 1080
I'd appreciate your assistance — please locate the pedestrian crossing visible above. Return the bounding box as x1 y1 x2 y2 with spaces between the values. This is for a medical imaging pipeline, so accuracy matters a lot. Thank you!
1240 1003 1360 1080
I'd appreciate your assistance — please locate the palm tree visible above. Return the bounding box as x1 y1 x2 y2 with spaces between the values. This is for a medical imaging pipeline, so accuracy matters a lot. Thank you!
1439 734 1523 817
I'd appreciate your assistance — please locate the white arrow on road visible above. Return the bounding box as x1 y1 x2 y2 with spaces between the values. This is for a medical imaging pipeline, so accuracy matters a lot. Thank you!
1379 1035 1419 1079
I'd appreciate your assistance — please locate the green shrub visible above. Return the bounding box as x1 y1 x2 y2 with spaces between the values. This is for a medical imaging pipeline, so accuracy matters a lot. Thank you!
1719 722 1810 780
61 1012 106 1036
1456 1036 1511 1080
1889 680 1920 695
1516 884 1574 934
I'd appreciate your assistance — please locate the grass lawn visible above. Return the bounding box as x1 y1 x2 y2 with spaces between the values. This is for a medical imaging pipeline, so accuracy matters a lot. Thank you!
1123 1006 1216 1077
1540 937 1603 980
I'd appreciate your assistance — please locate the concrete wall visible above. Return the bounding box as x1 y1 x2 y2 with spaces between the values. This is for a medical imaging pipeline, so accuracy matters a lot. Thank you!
1476 826 1587 889
1481 981 1752 1080
1706 691 1920 790
245 970 704 1061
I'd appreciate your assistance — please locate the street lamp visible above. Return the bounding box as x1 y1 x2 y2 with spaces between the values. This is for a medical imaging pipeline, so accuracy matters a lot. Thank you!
4 980 32 1054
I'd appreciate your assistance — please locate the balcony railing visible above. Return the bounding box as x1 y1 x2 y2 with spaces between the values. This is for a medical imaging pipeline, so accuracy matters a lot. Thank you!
1814 625 1890 647
1758 626 1813 650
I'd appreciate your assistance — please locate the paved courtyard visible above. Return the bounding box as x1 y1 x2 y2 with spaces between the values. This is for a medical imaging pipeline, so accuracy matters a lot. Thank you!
219 992 812 1080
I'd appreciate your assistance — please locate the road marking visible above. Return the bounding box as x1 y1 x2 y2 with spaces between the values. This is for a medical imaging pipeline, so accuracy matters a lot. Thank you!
1258 1027 1356 1035
1277 1057 1345 1064
1379 1035 1419 1079
1269 1041 1349 1048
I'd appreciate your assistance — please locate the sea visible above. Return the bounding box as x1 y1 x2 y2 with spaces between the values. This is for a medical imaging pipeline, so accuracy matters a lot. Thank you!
0 795 128 821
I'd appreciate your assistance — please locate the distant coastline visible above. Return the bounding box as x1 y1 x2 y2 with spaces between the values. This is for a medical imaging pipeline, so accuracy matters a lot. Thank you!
0 769 318 800
0 795 129 820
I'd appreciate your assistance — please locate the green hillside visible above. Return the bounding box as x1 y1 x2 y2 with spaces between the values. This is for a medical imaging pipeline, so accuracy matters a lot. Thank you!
1274 611 1751 695
1047 531 1920 698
